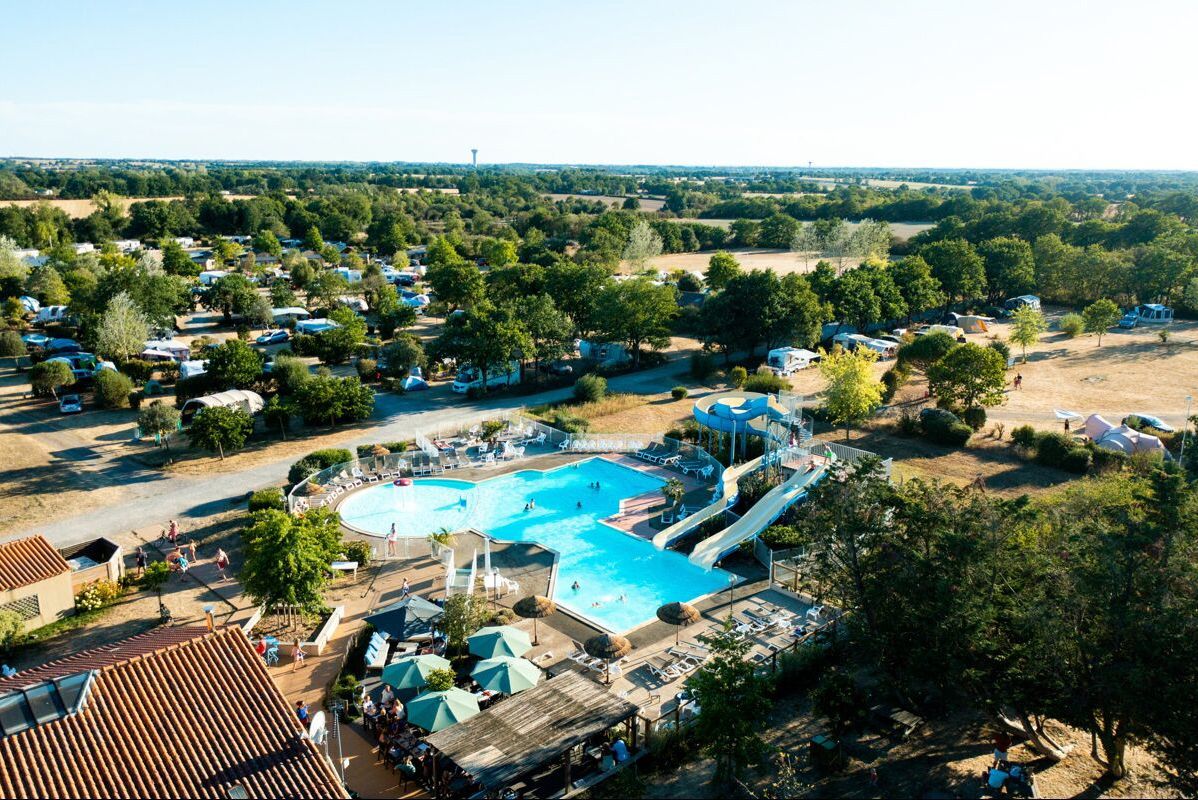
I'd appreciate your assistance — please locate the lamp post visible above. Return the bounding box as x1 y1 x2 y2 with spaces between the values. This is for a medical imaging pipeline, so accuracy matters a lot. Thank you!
1181 395 1194 464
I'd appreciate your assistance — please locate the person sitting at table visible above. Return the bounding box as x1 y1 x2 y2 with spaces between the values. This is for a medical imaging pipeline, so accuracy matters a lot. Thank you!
396 754 418 785
380 684 395 706
611 738 630 763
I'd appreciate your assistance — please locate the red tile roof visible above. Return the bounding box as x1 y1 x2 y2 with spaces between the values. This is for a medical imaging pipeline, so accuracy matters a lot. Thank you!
0 536 70 591
0 626 347 799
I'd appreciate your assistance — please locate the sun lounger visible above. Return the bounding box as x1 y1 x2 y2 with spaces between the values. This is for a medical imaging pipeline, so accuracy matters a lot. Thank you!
645 654 683 683
678 460 707 474
657 454 681 466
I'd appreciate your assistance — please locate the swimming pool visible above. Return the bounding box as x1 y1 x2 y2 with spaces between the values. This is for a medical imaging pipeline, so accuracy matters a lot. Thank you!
337 457 732 632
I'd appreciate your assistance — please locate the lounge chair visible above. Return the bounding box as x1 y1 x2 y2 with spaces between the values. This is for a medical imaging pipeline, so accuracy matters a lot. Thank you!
636 444 667 462
645 654 683 683
558 438 572 451
657 454 681 467
678 460 707 475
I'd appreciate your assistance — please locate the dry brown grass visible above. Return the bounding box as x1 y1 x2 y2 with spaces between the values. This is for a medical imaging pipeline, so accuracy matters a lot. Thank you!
2 195 257 219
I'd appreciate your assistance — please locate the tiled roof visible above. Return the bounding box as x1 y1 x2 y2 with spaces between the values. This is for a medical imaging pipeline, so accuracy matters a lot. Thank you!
0 536 70 591
0 626 348 799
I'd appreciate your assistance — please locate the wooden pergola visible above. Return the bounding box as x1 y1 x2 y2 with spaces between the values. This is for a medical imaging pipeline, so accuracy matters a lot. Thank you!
424 671 640 796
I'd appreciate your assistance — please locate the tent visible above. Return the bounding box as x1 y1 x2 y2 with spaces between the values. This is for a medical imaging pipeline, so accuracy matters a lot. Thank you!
400 374 429 391
181 390 265 420
143 340 191 359
271 306 311 324
1084 414 1168 456
179 360 207 380
951 313 995 334
365 595 443 641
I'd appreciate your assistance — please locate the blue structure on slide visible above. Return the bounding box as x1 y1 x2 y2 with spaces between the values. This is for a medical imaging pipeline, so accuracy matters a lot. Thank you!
692 391 805 463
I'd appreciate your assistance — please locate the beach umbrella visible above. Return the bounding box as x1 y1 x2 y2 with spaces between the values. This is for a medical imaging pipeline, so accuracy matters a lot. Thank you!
470 656 542 695
584 633 632 684
512 595 556 645
381 654 451 690
656 601 701 645
406 687 480 733
365 595 443 641
468 625 532 659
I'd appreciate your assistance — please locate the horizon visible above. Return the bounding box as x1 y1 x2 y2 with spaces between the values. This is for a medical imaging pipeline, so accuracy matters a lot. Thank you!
3 0 1197 170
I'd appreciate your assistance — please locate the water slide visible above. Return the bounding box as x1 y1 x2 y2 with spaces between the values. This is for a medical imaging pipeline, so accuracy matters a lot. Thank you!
687 458 831 570
692 392 794 441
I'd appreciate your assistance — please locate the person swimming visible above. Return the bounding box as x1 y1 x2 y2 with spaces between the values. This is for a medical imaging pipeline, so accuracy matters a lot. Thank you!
571 580 581 591
576 500 582 509
523 503 530 512
529 498 535 509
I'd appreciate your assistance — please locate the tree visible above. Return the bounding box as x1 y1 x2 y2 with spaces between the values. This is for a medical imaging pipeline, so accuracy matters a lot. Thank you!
269 279 297 309
30 359 73 398
978 236 1036 302
295 375 375 426
262 394 293 440
920 238 986 312
594 277 677 367
379 335 426 378
1082 298 1121 346
514 294 572 379
271 354 311 395
621 220 663 273
819 346 884 440
0 235 28 282
204 274 258 322
205 338 263 388
927 343 1008 409
0 330 26 360
303 269 349 311
757 213 800 249
426 260 484 309
253 229 283 257
241 508 341 612
161 239 198 277
27 265 70 306
662 477 686 508
831 268 882 334
138 400 181 459
686 623 772 784
187 405 254 459
481 237 518 267
315 306 367 365
94 369 134 408
544 261 612 338
1008 305 1048 362
704 250 742 291
897 331 956 372
890 255 945 324
433 301 528 393
96 291 150 362
441 594 490 658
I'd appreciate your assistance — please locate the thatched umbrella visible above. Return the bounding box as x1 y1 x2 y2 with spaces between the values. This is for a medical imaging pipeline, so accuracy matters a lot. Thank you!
371 443 390 470
584 633 632 684
656 601 701 645
512 595 556 646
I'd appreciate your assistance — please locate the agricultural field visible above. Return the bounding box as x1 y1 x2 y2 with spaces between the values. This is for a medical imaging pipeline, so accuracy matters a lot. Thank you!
546 192 666 211
1 195 257 218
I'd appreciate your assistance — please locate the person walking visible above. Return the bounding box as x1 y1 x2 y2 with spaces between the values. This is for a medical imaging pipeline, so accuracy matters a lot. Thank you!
135 547 146 578
215 548 230 580
167 520 179 545
292 640 305 671
400 577 411 598
187 540 198 565
1014 373 1023 390
387 524 398 557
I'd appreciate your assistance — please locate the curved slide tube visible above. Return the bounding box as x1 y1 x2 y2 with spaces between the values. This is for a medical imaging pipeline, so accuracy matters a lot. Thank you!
688 458 831 570
652 455 764 550
692 391 793 442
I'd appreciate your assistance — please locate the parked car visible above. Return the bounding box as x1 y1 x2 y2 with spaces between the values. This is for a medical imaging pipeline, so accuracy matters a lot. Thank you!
543 360 574 376
20 333 50 350
1118 310 1139 329
256 329 290 345
58 394 83 414
1125 413 1174 433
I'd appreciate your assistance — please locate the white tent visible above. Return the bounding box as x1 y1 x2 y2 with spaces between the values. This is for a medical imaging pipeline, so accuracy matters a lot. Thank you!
182 389 265 418
1084 413 1168 456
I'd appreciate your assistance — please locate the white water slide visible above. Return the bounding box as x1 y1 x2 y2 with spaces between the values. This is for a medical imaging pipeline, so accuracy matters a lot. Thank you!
687 459 831 570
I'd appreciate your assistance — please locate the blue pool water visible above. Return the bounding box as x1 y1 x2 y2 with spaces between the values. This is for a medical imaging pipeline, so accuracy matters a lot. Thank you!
337 458 732 632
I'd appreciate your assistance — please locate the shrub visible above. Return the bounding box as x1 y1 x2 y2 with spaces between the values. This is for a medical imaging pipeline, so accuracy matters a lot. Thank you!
573 373 607 403
1034 431 1076 468
128 390 144 410
759 525 803 549
1061 447 1093 474
1011 424 1037 448
425 667 456 692
288 448 353 484
919 408 972 446
248 487 286 512
895 407 920 435
728 365 748 388
1088 443 1128 473
670 385 689 400
75 579 122 612
0 609 24 654
549 408 589 433
117 358 157 384
962 405 987 431
355 357 378 381
0 330 26 358
743 370 787 394
690 352 716 381
308 448 354 468
880 367 908 403
1059 313 1084 338
291 333 319 356
94 369 134 409
987 338 1011 365
342 540 372 566
380 441 408 453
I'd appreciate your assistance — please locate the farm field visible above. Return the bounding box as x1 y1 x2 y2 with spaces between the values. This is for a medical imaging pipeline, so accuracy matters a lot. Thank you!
670 218 934 240
546 192 666 211
1 195 258 218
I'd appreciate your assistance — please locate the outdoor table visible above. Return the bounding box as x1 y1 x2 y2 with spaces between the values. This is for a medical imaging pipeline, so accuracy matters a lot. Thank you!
394 642 419 657
331 560 359 578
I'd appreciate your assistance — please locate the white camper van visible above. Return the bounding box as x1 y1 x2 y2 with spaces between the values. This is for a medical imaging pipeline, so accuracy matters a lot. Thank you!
766 347 819 376
451 361 521 394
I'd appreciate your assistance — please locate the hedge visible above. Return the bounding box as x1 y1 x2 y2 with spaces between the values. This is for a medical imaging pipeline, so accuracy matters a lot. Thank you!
248 488 286 512
920 408 972 447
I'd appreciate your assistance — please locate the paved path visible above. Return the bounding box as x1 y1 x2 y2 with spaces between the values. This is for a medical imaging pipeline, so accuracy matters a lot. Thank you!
14 357 697 547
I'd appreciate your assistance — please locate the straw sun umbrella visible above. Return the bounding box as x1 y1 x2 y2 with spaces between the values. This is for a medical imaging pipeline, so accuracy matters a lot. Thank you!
584 633 632 684
512 595 556 646
656 601 701 646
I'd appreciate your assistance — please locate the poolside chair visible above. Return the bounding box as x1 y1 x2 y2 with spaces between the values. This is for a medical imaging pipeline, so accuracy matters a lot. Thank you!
482 452 496 465
558 437 572 451
351 466 367 481
645 654 683 683
657 454 681 467
678 460 707 475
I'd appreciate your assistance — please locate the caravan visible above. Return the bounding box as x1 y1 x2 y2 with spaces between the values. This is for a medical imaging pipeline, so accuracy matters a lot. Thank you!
833 333 898 359
766 346 819 375
451 361 521 394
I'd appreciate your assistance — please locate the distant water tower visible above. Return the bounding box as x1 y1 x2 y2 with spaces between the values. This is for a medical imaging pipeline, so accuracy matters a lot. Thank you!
471 149 478 168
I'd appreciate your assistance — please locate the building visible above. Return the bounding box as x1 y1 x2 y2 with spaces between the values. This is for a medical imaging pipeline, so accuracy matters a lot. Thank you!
0 627 348 799
0 535 74 632
56 538 123 593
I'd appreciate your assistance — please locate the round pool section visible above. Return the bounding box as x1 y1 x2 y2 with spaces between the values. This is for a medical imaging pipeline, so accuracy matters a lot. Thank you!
337 457 731 633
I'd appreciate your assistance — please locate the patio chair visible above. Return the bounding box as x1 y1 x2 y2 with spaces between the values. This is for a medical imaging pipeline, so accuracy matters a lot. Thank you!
645 654 683 683
660 508 675 525
558 437 572 451
482 452 496 465
657 454 681 467
678 460 707 475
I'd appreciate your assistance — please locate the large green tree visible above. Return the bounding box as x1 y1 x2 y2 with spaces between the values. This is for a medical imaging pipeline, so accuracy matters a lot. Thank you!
920 238 986 313
594 277 677 367
927 342 1008 409
241 508 342 612
187 405 254 459
204 338 264 388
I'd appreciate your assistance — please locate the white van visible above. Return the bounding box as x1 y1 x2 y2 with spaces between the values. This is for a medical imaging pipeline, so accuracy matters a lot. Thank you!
452 361 521 394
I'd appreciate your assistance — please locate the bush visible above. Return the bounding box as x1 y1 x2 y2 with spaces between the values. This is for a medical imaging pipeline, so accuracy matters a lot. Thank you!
728 365 748 388
1088 443 1128 473
342 540 372 566
895 407 920 435
74 579 122 613
355 357 378 381
291 333 319 356
743 370 787 394
690 352 716 381
94 369 134 409
1059 313 1084 338
128 391 144 410
1034 431 1076 468
987 338 1011 365
880 366 908 403
117 358 157 384
1061 447 1093 474
549 408 590 433
919 408 972 447
288 448 353 484
670 385 688 400
248 487 286 512
573 373 607 403
0 330 26 358
759 525 802 549
1011 424 1037 448
962 405 987 431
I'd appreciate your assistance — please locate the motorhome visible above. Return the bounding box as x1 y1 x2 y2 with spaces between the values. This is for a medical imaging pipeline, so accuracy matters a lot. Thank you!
766 347 819 375
833 333 898 359
451 361 521 394
577 339 631 367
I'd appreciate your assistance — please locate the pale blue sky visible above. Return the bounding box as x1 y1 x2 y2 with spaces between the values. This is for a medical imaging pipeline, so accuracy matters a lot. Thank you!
1 0 1195 169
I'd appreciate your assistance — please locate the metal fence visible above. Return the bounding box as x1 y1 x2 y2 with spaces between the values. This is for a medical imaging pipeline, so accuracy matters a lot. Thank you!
810 439 893 478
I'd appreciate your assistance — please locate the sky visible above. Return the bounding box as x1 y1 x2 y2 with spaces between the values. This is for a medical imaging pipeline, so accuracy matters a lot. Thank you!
1 0 1196 170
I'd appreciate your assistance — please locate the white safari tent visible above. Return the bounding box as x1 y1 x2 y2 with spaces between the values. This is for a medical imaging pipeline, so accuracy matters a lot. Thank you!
1134 304 1173 324
181 389 265 421
271 307 311 324
1083 414 1168 457
1004 295 1041 313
